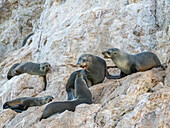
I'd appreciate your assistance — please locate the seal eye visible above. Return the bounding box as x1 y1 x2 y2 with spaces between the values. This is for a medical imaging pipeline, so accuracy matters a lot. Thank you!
113 52 117 55
82 59 86 62
42 66 45 70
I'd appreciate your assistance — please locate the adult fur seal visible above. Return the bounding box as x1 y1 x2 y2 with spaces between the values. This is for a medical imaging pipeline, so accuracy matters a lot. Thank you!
7 62 51 90
102 48 164 78
22 33 34 46
3 95 54 113
66 54 115 100
7 63 20 80
40 72 92 121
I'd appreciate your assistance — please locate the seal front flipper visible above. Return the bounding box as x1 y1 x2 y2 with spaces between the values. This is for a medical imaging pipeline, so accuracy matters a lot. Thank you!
43 75 47 91
106 70 127 79
130 64 138 74
22 33 34 47
10 104 27 110
66 70 82 100
105 70 121 79
13 70 21 75
67 88 75 100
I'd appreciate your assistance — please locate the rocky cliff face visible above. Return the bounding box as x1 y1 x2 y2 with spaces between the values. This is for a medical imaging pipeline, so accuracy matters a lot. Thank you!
0 0 169 127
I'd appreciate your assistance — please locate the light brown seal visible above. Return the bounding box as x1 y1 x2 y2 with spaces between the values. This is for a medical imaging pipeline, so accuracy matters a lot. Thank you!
102 48 164 78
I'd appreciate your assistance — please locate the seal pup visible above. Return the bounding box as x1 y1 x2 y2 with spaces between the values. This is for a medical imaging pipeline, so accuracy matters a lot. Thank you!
7 63 20 80
3 95 54 113
7 62 51 90
40 72 92 120
102 48 164 78
22 33 34 46
66 54 115 100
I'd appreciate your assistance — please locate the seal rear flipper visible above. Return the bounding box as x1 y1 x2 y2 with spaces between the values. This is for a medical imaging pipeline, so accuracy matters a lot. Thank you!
7 75 13 80
67 89 75 100
3 102 10 109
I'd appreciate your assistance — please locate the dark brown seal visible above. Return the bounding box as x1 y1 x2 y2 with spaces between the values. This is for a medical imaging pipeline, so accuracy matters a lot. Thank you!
7 62 51 90
66 54 115 100
40 72 92 120
3 95 54 113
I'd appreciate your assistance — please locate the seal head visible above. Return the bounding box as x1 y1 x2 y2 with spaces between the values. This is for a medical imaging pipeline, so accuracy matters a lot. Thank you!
102 48 120 59
77 54 94 70
40 62 51 73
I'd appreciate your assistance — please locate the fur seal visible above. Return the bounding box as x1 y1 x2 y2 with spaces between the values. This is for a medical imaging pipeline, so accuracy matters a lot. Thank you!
7 62 51 90
40 72 92 120
102 48 164 78
22 33 34 46
66 54 115 100
3 95 54 113
7 63 20 80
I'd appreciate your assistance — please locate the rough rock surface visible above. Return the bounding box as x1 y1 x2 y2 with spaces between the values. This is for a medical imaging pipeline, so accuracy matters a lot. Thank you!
0 0 169 128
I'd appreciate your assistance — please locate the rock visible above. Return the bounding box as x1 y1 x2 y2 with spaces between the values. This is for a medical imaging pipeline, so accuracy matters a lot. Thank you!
0 0 169 127
0 109 17 128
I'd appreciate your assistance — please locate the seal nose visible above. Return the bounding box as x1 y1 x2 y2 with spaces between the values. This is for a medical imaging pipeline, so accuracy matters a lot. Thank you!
102 51 105 55
50 97 54 101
